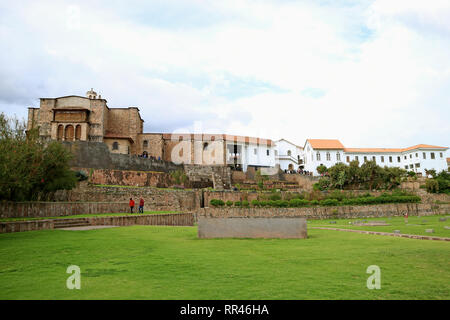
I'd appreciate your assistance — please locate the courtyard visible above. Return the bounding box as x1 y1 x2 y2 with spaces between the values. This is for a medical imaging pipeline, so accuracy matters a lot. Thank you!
0 216 449 300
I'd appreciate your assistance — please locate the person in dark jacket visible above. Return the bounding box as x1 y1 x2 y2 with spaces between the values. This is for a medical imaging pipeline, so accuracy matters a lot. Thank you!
139 198 144 214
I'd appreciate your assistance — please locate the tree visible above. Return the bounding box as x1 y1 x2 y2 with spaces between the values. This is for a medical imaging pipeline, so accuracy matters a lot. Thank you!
0 113 77 201
316 164 327 176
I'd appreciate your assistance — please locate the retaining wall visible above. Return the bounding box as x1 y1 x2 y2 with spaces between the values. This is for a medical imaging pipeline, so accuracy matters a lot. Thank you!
0 213 194 233
196 203 450 221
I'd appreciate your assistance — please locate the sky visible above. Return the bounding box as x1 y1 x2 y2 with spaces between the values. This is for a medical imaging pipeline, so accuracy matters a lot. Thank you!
0 0 449 151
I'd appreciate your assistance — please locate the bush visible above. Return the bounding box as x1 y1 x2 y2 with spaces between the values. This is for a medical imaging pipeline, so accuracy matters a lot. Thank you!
320 199 339 206
74 170 88 182
288 199 309 207
242 200 249 207
310 200 319 206
210 199 225 207
268 192 282 201
226 200 233 207
234 201 242 207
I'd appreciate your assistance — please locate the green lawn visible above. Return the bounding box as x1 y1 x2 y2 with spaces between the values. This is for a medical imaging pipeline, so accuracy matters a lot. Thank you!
0 225 449 300
308 215 450 238
0 211 179 222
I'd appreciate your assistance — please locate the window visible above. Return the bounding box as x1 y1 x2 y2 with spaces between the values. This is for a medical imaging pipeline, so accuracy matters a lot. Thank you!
326 152 331 161
440 152 443 158
112 142 119 150
372 156 376 161
75 125 81 140
364 156 367 162
381 156 384 163
415 153 418 158
409 154 412 159
275 150 278 156
409 164 413 169
336 153 341 161
423 152 426 159
397 156 401 163
389 156 392 163
266 149 270 156
405 165 408 169
287 150 292 156
346 156 350 163
355 156 359 162
431 152 435 159
203 142 208 150
254 148 257 155
316 152 321 161
415 163 420 168
143 140 148 148
57 125 64 141
404 155 407 160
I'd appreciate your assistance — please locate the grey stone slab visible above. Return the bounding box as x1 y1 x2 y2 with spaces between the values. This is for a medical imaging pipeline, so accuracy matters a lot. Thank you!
59 225 120 231
198 217 307 239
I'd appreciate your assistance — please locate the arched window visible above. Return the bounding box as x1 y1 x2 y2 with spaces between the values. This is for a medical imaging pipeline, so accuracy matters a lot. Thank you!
57 125 64 141
112 142 119 150
143 140 148 148
336 152 341 161
326 152 331 161
203 142 209 150
316 152 321 161
64 125 74 141
287 150 292 156
75 125 81 140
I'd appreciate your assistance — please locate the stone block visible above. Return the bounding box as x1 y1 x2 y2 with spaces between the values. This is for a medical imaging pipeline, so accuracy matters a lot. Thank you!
198 217 307 239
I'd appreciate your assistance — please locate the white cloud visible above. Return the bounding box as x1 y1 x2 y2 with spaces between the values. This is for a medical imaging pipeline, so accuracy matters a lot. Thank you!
0 0 448 153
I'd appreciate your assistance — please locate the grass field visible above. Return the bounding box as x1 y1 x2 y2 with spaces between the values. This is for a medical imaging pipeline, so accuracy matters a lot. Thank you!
0 211 179 222
308 215 450 238
0 224 449 300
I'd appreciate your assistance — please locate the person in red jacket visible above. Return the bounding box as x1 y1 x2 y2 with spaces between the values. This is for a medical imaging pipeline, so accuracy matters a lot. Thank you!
129 198 135 214
139 198 144 214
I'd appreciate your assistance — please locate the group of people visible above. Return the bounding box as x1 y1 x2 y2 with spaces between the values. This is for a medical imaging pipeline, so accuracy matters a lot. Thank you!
129 197 145 213
284 168 313 176
138 151 161 161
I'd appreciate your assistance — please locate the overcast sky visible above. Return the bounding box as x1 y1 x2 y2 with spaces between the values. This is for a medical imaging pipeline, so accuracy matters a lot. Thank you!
0 0 449 150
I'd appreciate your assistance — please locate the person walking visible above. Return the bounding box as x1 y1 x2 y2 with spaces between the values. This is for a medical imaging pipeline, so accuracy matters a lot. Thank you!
129 198 135 214
139 198 144 214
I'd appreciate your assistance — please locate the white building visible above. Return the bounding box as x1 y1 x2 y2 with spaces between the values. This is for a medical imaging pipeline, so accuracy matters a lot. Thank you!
275 139 304 172
223 135 276 172
303 139 448 176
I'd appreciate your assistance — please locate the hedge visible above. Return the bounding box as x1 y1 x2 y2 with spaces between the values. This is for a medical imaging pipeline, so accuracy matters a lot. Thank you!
208 195 421 208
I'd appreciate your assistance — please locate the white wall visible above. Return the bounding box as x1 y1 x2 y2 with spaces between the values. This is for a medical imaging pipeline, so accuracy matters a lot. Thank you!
304 142 448 176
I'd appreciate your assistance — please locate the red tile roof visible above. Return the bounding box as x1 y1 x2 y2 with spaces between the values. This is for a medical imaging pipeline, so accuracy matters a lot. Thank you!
307 139 345 150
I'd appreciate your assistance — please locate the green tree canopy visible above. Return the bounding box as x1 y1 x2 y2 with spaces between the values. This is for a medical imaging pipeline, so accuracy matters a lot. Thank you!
0 113 77 201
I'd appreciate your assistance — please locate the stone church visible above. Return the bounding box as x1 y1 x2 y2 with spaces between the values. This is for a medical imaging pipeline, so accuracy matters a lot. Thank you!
26 89 275 170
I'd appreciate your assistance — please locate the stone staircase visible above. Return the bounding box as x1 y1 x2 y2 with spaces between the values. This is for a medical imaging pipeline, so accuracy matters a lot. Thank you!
53 218 91 229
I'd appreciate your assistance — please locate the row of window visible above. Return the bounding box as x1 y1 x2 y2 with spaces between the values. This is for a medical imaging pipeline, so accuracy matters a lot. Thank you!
313 151 443 163
57 124 81 141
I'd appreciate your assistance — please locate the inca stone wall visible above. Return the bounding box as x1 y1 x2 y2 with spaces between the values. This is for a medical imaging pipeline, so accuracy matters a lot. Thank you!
198 217 307 239
195 203 450 221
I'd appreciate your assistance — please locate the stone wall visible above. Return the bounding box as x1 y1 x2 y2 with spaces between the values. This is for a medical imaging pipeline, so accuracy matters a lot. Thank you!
54 186 200 211
0 202 129 219
0 213 194 233
195 203 450 221
198 217 307 239
74 168 175 188
64 141 183 172
184 165 231 190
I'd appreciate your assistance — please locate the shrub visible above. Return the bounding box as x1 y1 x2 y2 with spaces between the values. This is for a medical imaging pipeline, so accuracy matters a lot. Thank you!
320 199 339 206
226 200 233 207
317 177 331 191
288 199 309 207
210 199 225 207
242 200 249 207
268 193 282 201
234 201 242 207
251 200 260 207
310 200 319 206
